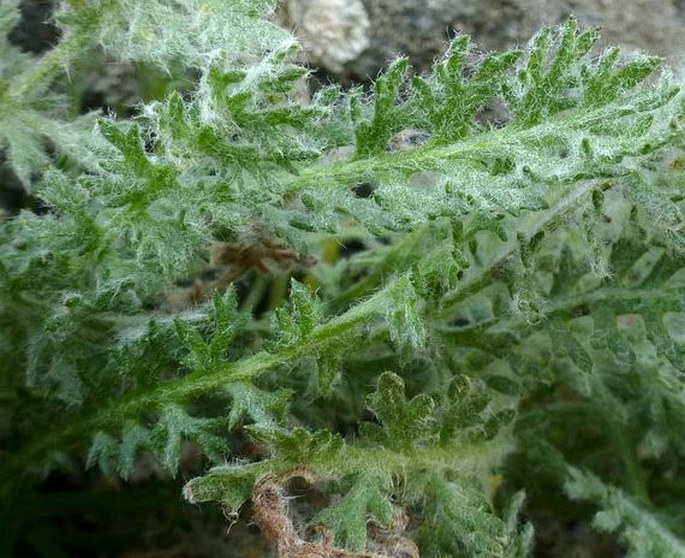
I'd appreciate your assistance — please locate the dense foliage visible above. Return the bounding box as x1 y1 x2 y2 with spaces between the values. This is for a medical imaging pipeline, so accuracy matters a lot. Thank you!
1 1 684 556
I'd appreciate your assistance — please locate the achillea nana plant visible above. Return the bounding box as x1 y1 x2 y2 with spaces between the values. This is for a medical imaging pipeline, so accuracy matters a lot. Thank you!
1 1 684 556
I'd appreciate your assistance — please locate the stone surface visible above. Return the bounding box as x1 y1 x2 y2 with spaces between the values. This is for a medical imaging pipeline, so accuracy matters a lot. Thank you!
279 0 371 74
7 0 59 54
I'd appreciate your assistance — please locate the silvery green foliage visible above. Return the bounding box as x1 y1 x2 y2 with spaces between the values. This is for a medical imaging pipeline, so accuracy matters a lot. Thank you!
566 468 685 557
0 1 684 556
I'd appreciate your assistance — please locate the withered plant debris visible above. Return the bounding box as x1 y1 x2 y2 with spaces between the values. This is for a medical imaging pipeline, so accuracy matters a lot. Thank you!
159 226 317 312
252 469 419 558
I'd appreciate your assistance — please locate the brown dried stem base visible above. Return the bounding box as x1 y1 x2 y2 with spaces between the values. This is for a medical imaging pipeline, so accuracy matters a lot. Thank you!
252 469 419 558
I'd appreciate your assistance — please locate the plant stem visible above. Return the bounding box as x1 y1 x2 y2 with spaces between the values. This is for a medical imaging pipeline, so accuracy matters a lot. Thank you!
0 272 392 485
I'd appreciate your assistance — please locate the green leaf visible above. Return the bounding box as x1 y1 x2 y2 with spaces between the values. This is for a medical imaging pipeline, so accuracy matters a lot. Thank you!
440 375 492 443
246 425 346 468
385 275 427 352
86 432 119 477
581 48 662 107
510 17 600 127
315 348 343 397
410 223 470 300
550 245 590 297
415 36 521 142
98 120 151 175
548 319 594 375
152 405 226 475
0 0 21 34
183 461 265 513
590 305 636 365
62 0 289 69
354 57 410 157
224 382 291 429
313 472 394 551
176 288 249 373
416 475 530 557
566 467 685 557
118 422 153 479
46 356 84 406
363 372 438 451
272 279 323 346
0 111 51 187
